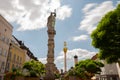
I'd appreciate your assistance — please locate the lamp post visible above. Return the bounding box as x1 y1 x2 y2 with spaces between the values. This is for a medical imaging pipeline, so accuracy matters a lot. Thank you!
63 41 68 72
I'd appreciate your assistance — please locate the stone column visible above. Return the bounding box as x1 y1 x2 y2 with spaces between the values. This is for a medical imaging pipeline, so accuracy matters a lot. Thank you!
63 42 68 72
44 12 58 80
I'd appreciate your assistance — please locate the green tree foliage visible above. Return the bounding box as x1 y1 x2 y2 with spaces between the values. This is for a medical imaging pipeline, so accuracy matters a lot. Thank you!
23 60 45 77
91 4 120 63
74 59 104 80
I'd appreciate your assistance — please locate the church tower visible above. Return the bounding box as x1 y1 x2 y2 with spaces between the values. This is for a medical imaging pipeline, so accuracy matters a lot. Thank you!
74 55 78 66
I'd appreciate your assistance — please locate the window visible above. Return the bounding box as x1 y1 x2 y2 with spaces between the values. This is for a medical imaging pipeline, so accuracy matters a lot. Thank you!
6 38 9 44
8 52 12 60
16 65 18 68
13 54 16 62
4 38 9 45
0 48 2 55
0 33 2 40
0 62 5 73
112 77 117 80
3 50 7 57
5 29 7 32
12 64 14 69
20 57 22 64
1 35 5 41
0 61 1 70
4 38 7 43
5 63 10 72
17 56 19 63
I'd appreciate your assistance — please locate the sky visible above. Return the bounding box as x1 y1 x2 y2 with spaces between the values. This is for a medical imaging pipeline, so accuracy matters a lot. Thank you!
0 0 120 71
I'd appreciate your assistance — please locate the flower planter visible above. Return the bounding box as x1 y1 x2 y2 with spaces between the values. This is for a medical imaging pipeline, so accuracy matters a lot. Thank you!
15 76 24 80
24 77 39 80
69 76 83 80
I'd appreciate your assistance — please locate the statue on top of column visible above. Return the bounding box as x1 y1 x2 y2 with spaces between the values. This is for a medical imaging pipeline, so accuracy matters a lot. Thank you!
47 10 56 30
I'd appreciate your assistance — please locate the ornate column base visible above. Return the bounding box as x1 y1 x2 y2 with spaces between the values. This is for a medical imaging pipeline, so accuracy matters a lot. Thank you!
44 63 58 80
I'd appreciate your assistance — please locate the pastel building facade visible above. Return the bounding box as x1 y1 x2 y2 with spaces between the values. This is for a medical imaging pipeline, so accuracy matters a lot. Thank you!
0 14 38 80
0 15 13 79
5 36 26 72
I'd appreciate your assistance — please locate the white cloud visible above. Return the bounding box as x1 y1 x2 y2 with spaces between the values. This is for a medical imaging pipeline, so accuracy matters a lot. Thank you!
55 48 96 69
79 1 114 34
38 57 47 64
57 5 72 20
117 1 120 5
82 3 97 13
72 35 88 41
49 0 61 11
0 0 72 31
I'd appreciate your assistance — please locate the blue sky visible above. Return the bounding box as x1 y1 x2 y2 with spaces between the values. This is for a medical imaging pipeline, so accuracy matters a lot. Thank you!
0 0 119 70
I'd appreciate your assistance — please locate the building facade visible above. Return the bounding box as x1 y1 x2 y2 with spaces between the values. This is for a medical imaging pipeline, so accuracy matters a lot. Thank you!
91 54 120 80
0 15 38 80
99 61 120 80
0 15 13 79
5 36 26 72
116 62 120 78
17 40 38 61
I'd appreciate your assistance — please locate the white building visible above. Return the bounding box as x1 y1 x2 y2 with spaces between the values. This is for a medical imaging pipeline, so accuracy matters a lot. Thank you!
91 54 120 80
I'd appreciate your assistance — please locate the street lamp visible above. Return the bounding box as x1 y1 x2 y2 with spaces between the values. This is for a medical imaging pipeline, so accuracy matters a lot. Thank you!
63 41 68 72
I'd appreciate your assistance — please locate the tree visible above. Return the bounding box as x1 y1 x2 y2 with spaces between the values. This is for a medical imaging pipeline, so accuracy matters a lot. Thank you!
91 4 120 63
23 60 45 77
74 59 104 80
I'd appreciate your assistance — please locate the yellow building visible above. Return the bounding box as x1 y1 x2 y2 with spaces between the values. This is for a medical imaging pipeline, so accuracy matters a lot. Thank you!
0 15 13 79
5 36 26 72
